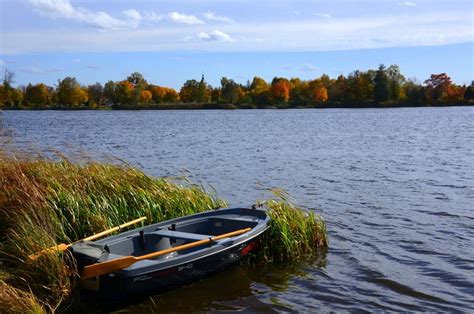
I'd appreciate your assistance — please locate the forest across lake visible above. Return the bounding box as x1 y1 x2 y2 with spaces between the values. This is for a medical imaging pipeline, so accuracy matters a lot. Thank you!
1 65 473 110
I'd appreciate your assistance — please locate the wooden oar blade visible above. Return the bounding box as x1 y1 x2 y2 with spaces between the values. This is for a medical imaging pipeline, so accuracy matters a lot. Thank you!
81 256 137 279
28 243 71 260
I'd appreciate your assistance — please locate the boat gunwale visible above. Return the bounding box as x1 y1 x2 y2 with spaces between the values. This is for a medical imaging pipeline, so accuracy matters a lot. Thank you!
74 206 270 278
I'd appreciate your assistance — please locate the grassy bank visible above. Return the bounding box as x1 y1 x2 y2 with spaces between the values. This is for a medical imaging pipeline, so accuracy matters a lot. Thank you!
0 151 327 312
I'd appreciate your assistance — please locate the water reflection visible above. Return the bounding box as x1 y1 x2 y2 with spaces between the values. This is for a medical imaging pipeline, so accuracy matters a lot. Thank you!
124 252 327 312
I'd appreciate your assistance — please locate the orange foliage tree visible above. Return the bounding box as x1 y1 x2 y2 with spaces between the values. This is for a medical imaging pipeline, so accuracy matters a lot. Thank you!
271 79 290 103
314 86 328 102
139 90 152 103
441 84 466 104
149 85 166 102
424 73 452 104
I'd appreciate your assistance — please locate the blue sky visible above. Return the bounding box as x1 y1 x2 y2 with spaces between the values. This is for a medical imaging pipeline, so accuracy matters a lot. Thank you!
0 0 473 89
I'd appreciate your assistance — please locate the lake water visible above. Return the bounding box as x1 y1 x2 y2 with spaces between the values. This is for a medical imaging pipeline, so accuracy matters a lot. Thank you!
1 108 473 312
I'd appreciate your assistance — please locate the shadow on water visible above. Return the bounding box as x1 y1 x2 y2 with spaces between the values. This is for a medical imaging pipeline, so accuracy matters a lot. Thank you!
80 251 328 313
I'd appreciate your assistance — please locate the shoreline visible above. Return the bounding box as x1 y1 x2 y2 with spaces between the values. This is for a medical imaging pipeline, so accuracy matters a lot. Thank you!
2 102 473 111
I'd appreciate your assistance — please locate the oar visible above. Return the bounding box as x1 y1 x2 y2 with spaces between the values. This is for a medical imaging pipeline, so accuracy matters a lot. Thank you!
81 227 252 279
29 216 147 260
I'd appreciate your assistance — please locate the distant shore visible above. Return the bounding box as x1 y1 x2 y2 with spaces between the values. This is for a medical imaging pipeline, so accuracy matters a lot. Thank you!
2 101 473 111
2 67 473 110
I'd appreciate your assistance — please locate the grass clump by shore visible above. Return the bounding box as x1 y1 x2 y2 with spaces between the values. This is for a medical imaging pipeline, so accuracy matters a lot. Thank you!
260 199 328 262
0 150 327 312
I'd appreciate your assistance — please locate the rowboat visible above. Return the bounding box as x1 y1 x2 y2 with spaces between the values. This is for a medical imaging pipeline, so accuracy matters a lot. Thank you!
71 206 270 298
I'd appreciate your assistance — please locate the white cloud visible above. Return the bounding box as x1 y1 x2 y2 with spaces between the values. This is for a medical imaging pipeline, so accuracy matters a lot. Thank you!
168 12 204 25
0 59 4 66
203 11 233 23
313 13 332 19
86 64 101 70
28 0 140 30
299 64 319 72
46 67 63 72
19 65 63 73
197 30 233 42
398 2 416 6
123 9 141 21
2 10 472 54
282 63 319 72
143 11 163 22
72 58 81 63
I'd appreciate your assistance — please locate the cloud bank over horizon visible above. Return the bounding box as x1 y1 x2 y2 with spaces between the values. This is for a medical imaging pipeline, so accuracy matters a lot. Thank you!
0 0 472 54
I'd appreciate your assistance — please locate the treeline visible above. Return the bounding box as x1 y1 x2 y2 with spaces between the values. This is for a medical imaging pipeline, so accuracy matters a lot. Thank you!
0 64 473 109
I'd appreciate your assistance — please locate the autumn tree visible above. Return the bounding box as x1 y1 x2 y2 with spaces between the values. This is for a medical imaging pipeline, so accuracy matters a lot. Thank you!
139 90 152 103
220 77 241 103
103 80 116 104
127 72 148 104
331 75 348 102
24 83 52 108
403 79 425 105
162 87 179 102
441 84 466 104
114 81 135 104
148 85 179 103
346 70 373 102
210 87 221 102
87 82 104 108
270 78 290 105
180 79 200 102
424 73 452 104
314 86 328 102
1 88 23 108
319 74 331 86
3 69 14 89
0 69 21 108
289 78 311 106
464 81 474 101
374 64 390 102
197 75 209 102
56 77 88 108
180 76 209 102
386 65 405 100
149 85 166 103
249 76 270 107
0 85 5 108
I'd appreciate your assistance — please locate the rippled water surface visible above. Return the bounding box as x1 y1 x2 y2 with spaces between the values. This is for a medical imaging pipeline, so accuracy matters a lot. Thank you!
2 108 473 312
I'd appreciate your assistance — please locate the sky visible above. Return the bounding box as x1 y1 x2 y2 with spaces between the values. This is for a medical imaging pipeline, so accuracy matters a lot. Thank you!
0 0 473 89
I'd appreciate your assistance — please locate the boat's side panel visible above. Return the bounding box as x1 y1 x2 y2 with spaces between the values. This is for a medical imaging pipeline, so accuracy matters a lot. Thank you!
93 236 262 298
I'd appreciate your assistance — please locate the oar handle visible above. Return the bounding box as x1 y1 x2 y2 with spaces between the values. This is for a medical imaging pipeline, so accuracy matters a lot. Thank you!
82 217 147 242
28 216 147 260
81 227 252 279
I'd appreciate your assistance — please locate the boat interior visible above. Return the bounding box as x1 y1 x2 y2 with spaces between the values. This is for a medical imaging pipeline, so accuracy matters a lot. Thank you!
103 216 259 258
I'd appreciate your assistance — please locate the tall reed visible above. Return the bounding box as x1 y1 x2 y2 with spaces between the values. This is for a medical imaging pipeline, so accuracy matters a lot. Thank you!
0 151 224 312
0 150 328 312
